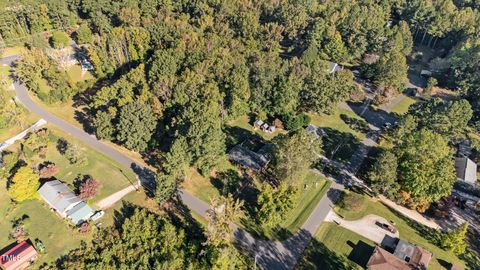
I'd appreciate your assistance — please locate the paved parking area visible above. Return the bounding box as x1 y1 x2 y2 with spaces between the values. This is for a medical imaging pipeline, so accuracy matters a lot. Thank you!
325 211 399 244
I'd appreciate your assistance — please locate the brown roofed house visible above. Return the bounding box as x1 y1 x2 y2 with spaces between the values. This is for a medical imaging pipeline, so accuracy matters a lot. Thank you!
0 241 38 270
367 246 411 270
367 239 432 270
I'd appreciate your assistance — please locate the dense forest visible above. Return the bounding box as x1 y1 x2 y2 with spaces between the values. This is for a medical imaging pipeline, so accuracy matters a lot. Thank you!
2 0 480 268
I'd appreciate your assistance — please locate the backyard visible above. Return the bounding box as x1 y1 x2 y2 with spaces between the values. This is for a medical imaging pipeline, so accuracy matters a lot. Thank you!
334 193 466 269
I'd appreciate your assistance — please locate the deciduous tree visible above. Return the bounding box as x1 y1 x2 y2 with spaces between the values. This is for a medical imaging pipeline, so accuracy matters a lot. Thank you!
8 167 40 202
396 129 455 209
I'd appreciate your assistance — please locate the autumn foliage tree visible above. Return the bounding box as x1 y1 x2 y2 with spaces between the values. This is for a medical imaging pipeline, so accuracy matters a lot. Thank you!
39 163 59 178
78 178 101 200
8 167 40 202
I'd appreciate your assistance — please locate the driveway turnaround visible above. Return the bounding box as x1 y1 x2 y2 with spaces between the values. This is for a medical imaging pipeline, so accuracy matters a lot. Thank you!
326 211 399 244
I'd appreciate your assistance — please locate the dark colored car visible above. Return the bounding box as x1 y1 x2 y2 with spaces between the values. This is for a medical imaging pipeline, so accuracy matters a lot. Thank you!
380 222 397 233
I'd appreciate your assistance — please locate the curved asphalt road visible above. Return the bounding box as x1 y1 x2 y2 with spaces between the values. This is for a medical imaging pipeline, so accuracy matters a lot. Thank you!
2 55 345 270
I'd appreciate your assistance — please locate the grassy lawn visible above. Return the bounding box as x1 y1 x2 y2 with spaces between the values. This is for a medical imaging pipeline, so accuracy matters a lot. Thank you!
228 115 287 141
0 87 39 142
0 113 39 142
38 126 136 204
309 108 366 140
242 172 331 240
335 194 466 269
0 65 13 87
67 65 93 83
182 168 221 203
0 125 140 265
0 182 89 266
283 172 331 233
309 108 365 164
388 96 416 115
1 46 25 57
296 222 375 269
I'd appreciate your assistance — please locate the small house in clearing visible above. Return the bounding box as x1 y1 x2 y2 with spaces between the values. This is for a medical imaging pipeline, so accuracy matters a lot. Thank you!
327 61 343 73
0 241 38 270
228 144 269 172
455 157 477 184
38 180 94 225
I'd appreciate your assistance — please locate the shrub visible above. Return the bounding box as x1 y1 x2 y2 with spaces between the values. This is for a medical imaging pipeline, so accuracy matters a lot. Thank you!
339 191 365 212
283 113 311 131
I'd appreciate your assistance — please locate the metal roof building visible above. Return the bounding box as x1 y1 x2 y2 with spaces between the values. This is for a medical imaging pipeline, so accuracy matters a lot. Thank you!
455 157 477 184
38 180 94 225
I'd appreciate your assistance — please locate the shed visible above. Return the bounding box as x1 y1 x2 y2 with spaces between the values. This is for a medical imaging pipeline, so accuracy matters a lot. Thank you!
253 120 264 129
455 157 477 184
0 241 38 270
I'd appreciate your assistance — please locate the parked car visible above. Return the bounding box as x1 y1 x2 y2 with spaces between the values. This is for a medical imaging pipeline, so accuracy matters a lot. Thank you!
379 222 397 233
91 210 105 221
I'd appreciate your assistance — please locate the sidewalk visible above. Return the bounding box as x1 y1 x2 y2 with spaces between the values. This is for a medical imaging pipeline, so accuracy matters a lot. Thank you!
0 119 47 151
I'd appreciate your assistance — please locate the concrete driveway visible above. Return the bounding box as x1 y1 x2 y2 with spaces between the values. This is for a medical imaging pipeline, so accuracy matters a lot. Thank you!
326 211 399 244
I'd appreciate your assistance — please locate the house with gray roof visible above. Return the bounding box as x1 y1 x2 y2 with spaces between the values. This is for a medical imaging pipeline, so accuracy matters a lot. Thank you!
327 61 343 73
228 144 269 172
455 157 477 184
38 180 94 225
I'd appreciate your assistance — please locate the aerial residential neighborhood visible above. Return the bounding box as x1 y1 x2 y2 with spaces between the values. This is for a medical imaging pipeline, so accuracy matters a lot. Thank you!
0 1 480 270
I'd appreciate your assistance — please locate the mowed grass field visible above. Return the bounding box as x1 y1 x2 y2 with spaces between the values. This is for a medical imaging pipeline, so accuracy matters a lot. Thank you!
388 96 416 115
296 222 375 270
309 108 366 140
334 194 466 269
28 125 137 204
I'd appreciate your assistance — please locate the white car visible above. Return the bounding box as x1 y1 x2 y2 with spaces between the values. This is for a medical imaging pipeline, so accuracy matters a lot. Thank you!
91 210 105 221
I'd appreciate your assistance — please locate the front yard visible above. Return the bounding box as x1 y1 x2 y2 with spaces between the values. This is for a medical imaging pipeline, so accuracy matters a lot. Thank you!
334 193 466 269
0 125 138 264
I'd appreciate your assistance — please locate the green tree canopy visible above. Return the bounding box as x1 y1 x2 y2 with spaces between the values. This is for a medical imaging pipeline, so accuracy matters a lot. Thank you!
395 129 456 207
117 102 157 152
51 30 70 48
368 150 399 197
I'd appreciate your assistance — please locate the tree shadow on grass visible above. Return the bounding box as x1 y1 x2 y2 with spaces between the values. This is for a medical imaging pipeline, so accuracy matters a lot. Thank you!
347 240 375 268
295 236 357 270
321 127 362 164
224 126 266 150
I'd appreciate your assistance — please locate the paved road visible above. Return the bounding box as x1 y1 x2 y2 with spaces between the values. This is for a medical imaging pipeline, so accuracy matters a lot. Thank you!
5 55 348 270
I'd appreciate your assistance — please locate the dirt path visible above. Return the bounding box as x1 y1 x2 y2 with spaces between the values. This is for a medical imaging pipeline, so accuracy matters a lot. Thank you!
379 195 440 230
326 211 399 244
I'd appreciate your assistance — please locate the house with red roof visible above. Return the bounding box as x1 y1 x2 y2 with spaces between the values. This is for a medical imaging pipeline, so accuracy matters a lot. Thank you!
0 241 38 270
